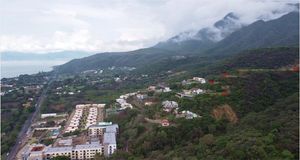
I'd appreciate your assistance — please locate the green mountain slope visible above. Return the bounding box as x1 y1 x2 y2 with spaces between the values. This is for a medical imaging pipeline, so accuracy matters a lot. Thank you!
55 48 176 74
106 48 299 159
55 12 299 74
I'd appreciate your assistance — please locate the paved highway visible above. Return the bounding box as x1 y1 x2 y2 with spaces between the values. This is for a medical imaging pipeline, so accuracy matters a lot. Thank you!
6 73 57 160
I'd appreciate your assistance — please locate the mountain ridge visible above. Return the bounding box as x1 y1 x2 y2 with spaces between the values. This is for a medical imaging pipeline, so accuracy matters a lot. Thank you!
55 11 299 74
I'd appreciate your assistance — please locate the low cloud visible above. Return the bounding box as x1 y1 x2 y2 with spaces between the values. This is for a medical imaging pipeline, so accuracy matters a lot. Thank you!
0 0 298 53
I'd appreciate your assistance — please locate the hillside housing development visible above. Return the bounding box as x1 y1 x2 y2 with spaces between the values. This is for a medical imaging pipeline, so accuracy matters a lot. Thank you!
21 103 118 160
22 122 118 159
65 104 105 133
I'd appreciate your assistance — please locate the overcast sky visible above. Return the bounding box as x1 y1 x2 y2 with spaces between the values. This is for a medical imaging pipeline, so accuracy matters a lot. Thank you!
0 0 298 53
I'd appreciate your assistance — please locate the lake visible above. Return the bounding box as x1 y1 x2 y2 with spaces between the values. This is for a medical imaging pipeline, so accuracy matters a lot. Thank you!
1 60 68 78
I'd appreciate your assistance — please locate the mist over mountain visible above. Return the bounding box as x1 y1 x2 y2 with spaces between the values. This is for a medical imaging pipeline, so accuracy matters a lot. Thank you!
153 12 243 52
208 11 299 56
56 11 299 74
153 4 298 53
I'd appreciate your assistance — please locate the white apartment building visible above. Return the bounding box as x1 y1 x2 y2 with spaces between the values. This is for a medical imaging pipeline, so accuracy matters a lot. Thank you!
85 107 98 129
65 104 105 133
88 122 118 156
103 132 117 156
65 108 83 133
44 142 104 160
24 138 115 159
41 113 57 118
116 98 126 104
88 123 118 136
44 146 72 159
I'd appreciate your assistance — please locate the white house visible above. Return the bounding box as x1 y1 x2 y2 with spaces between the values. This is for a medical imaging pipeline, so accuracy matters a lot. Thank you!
68 92 74 95
162 101 178 112
147 86 156 91
191 88 205 94
136 94 147 100
192 77 206 84
181 110 200 119
41 113 57 119
116 98 126 104
144 101 155 106
177 88 205 98
163 87 172 93
120 103 133 109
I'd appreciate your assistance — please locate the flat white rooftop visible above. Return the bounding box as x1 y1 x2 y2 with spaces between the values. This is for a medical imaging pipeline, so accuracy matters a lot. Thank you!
103 132 116 144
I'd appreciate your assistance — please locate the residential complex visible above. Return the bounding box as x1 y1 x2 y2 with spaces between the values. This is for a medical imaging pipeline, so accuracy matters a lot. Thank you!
23 122 118 160
22 103 118 160
65 104 105 133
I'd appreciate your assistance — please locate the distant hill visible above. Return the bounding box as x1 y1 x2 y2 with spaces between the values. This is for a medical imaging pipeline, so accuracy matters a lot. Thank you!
55 47 180 74
1 51 93 61
55 11 299 74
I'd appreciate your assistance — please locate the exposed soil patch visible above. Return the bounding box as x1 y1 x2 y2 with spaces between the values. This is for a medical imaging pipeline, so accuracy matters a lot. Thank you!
212 104 238 124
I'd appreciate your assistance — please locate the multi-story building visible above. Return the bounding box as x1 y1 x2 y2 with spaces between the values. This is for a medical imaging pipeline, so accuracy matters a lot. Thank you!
23 122 119 160
85 107 98 129
23 134 116 159
65 108 83 133
103 132 117 156
44 146 72 159
88 122 118 156
65 104 105 133
88 122 118 137
23 104 117 160
44 142 103 160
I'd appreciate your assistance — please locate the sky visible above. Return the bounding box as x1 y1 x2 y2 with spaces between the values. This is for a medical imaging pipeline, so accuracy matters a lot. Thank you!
0 0 298 54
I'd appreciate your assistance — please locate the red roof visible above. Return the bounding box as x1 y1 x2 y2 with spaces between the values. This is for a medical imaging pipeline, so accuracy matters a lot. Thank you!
31 146 44 152
292 65 299 72
208 79 215 85
223 72 229 78
161 119 169 123
221 91 229 96
161 119 170 126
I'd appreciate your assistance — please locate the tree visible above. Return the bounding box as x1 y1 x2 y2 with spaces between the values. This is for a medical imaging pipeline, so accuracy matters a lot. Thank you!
94 152 107 160
200 134 215 146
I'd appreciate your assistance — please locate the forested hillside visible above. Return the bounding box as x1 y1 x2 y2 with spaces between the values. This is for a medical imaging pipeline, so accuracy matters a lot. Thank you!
106 47 299 160
55 12 299 74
